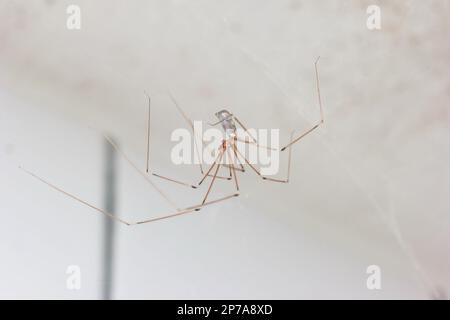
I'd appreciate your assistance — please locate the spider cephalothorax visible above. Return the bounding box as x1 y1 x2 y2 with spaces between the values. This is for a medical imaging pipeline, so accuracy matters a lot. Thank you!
213 109 236 133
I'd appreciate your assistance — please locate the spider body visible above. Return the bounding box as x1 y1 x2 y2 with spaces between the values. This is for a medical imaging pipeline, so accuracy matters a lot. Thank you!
214 109 236 135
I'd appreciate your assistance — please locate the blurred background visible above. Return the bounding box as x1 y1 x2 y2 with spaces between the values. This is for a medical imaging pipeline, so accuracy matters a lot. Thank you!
0 0 449 299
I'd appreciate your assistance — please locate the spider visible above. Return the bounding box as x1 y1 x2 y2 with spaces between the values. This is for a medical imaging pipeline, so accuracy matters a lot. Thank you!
21 57 324 226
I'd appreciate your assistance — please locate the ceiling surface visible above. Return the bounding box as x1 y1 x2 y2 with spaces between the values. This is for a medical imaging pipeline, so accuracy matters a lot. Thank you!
0 0 449 299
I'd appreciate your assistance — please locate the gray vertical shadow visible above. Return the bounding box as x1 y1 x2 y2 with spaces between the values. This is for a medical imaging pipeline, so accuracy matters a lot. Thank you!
102 137 117 300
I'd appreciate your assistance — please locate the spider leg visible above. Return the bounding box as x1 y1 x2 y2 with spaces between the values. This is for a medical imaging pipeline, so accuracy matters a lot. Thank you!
223 164 245 172
259 130 294 183
198 143 231 185
232 57 324 153
139 192 240 224
168 91 204 174
19 166 132 225
145 93 151 173
228 138 246 172
144 92 227 188
232 132 294 184
103 134 179 210
280 57 324 151
226 145 239 191
221 138 245 172
183 193 240 213
20 166 238 225
201 145 224 204
234 136 277 151
233 141 263 178
233 115 258 144
151 173 198 188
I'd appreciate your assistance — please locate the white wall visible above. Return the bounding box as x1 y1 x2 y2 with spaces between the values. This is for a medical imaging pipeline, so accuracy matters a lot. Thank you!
0 0 449 299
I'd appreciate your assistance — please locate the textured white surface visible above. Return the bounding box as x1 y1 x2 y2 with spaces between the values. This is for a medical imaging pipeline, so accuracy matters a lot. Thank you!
0 0 449 299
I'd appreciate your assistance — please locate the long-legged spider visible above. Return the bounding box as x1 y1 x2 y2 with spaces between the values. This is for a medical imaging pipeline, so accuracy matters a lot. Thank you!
21 57 324 226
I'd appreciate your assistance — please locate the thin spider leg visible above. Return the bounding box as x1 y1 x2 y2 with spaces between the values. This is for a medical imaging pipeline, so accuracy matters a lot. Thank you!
207 150 232 179
142 93 198 188
202 147 224 204
234 136 277 151
223 164 245 173
153 170 229 186
208 174 232 180
151 173 197 189
233 142 263 177
143 93 227 186
280 57 324 151
145 92 151 173
103 134 179 210
223 144 233 178
20 166 239 226
229 140 245 172
134 208 197 225
226 146 239 191
20 166 132 225
198 158 218 185
129 191 240 223
198 146 224 185
219 140 244 173
160 106 230 179
168 92 204 174
228 156 232 178
207 143 233 178
184 193 240 211
280 123 320 152
109 119 229 191
137 193 239 224
231 137 246 173
233 116 258 143
261 130 294 183
233 138 294 184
